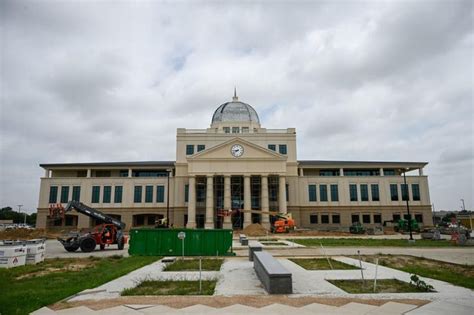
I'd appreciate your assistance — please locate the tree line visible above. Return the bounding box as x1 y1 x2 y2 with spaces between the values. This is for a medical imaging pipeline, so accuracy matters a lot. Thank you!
0 207 37 225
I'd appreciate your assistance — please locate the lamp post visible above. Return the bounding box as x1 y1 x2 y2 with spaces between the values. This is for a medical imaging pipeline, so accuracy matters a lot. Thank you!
166 169 171 228
17 205 23 225
403 169 414 241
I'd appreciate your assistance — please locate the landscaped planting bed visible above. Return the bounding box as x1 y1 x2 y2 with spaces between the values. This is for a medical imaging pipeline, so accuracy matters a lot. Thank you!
328 279 434 293
164 259 224 271
121 280 217 295
260 241 288 246
289 258 358 270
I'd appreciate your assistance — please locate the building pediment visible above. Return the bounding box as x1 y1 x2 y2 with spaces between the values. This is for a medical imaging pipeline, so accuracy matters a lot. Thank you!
187 137 286 161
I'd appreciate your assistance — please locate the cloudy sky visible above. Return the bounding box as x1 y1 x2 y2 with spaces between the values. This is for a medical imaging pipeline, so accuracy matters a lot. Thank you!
1 0 472 214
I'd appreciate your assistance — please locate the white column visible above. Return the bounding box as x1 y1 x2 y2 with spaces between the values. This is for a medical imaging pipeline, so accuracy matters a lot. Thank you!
299 168 304 176
279 176 287 214
339 168 344 176
380 168 384 176
243 175 252 228
261 175 270 229
128 168 132 177
223 175 232 229
87 169 91 178
187 176 196 228
205 175 214 229
419 168 424 176
44 169 50 178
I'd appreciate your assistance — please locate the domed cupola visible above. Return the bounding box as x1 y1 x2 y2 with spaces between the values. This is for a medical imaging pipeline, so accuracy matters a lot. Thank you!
211 89 260 127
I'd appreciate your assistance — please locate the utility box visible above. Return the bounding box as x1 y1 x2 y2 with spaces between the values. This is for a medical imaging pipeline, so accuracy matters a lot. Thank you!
0 242 27 268
128 228 234 256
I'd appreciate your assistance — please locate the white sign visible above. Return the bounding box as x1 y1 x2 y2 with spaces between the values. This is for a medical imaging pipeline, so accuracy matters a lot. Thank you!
178 232 186 240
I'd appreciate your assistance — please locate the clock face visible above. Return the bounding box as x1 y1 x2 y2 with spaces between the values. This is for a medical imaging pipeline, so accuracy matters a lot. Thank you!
231 144 244 157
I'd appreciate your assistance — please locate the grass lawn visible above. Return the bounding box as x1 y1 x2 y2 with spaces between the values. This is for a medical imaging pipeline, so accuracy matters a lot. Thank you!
289 258 358 270
0 255 160 315
164 259 223 271
328 279 433 293
122 280 217 295
290 238 456 247
359 255 474 290
260 241 287 246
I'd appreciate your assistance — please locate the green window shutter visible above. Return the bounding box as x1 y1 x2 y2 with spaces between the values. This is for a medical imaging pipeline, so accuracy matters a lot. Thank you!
157 185 165 203
360 184 368 201
103 186 111 203
371 184 379 201
412 184 420 201
185 184 189 202
49 186 58 203
91 186 100 203
134 186 142 203
145 186 153 203
319 185 328 202
186 145 194 155
114 186 123 203
60 186 69 203
308 185 317 202
390 184 399 201
330 184 339 201
72 186 81 202
278 144 287 155
349 184 358 201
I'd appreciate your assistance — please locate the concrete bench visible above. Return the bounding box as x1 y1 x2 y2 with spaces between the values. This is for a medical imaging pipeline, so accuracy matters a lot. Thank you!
248 243 262 261
253 251 292 294
239 234 248 246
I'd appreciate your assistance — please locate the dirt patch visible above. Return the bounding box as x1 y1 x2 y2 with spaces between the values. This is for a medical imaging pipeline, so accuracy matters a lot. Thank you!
0 228 65 240
15 258 97 280
52 296 429 311
241 224 268 236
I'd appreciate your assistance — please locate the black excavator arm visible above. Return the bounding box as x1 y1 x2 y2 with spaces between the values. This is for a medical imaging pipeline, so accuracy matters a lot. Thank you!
64 200 126 230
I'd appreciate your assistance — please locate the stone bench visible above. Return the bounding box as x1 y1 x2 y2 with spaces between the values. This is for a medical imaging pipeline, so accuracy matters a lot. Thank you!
253 251 292 294
239 234 248 246
248 243 262 261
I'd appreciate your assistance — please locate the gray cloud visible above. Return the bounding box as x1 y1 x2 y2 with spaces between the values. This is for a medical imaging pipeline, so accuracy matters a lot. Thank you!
0 0 472 213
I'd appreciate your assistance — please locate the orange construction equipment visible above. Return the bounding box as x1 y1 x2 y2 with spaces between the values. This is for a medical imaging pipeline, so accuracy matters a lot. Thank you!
271 213 295 233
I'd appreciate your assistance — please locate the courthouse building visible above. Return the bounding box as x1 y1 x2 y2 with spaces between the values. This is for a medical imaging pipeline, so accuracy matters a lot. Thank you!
36 93 432 230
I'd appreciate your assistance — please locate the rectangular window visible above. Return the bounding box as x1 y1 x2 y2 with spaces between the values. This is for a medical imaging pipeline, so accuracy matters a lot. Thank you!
223 127 230 133
363 214 371 224
72 186 81 201
349 184 358 201
308 184 317 202
384 169 396 176
321 215 329 224
374 214 382 224
371 184 380 201
91 186 100 203
134 186 142 203
310 214 318 224
320 185 328 202
145 186 153 203
103 186 111 203
114 186 123 203
332 214 341 224
77 170 87 177
242 127 249 133
232 127 240 133
404 214 412 220
390 184 399 201
185 184 189 202
186 145 194 155
60 186 69 203
268 144 276 151
330 184 339 201
351 214 360 223
412 184 420 201
401 184 409 201
360 184 368 201
278 144 287 155
119 170 129 177
393 214 401 222
156 185 165 203
415 214 423 223
48 186 60 205
197 144 205 152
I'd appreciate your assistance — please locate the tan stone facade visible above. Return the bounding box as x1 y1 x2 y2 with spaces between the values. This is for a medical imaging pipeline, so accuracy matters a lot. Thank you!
36 95 433 231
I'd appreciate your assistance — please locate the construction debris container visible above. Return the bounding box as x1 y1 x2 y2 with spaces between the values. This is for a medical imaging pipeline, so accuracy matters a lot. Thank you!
26 239 46 265
128 228 234 256
0 241 27 268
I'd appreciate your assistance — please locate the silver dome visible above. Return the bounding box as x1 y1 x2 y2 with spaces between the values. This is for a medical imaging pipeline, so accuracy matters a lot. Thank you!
211 95 260 124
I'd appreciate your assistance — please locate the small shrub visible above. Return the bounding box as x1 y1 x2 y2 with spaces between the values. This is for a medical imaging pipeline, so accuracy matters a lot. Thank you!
410 274 435 292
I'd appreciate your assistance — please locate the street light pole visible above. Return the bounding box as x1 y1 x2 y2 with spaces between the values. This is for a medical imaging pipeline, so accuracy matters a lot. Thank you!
461 199 466 211
403 169 414 241
17 205 23 225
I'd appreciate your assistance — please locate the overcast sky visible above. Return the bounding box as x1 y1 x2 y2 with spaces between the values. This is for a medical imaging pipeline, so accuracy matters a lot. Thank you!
1 0 472 214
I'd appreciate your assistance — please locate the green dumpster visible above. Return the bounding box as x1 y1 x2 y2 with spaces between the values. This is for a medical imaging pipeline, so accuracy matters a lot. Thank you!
128 228 235 256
